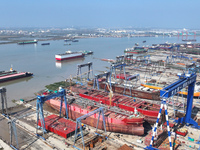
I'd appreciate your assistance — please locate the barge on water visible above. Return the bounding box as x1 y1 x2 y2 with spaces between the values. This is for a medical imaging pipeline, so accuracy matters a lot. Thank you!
0 69 33 83
41 43 50 45
55 51 85 61
17 40 38 45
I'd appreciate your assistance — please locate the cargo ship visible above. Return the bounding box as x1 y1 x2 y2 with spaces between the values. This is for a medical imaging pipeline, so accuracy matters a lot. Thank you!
17 40 38 45
0 69 33 83
70 85 162 124
46 95 145 135
124 47 148 54
55 51 85 61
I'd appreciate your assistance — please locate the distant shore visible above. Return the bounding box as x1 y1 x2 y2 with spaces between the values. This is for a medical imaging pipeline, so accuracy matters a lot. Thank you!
0 35 96 45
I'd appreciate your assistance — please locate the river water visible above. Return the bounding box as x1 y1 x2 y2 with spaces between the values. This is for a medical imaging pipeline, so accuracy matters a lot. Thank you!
0 36 199 107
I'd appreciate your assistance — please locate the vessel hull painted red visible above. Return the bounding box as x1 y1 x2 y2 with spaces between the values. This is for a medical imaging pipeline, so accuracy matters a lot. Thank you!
55 55 84 61
70 85 161 124
46 99 144 135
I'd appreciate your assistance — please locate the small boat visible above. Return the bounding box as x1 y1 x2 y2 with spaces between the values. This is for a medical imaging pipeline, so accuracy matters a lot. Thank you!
72 39 79 42
64 43 71 46
41 43 50 45
55 51 84 61
135 43 139 46
101 58 115 62
17 40 38 45
46 94 145 135
81 50 93 55
0 68 33 83
64 39 72 42
143 40 146 43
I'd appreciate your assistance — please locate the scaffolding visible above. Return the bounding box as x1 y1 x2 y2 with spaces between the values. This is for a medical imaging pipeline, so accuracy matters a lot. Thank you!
73 107 106 149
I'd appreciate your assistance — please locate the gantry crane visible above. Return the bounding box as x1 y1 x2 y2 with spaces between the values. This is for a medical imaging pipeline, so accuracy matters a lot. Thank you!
146 72 199 150
93 71 111 90
77 62 93 83
36 87 68 137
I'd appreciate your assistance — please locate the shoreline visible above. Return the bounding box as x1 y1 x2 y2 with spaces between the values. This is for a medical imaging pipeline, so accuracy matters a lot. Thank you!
0 35 97 45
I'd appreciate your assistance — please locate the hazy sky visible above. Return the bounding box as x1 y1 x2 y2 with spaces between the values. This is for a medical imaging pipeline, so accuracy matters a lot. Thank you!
1 0 199 29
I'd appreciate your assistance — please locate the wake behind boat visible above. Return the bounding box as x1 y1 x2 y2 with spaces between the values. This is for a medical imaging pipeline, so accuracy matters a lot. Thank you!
55 51 85 61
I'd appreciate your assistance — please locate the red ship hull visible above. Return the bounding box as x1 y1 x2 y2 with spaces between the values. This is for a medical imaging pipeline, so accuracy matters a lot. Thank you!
46 98 144 135
55 55 84 61
70 85 161 124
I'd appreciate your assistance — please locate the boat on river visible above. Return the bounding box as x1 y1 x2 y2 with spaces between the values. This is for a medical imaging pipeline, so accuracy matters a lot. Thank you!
46 95 145 135
17 40 38 45
70 85 162 124
55 51 85 61
41 43 50 45
0 69 33 83
81 50 93 55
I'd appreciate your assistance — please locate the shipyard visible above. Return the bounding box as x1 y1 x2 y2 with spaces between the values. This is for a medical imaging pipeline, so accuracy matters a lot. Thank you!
1 1 200 150
1 32 200 150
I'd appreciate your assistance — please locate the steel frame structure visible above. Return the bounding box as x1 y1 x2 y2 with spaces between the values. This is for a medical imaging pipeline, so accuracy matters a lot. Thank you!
8 111 36 150
110 62 126 80
36 87 68 136
73 107 106 149
77 62 93 83
93 71 111 90
146 73 199 150
0 87 8 117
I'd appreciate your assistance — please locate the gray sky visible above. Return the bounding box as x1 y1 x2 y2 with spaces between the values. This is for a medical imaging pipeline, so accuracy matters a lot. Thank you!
1 0 200 29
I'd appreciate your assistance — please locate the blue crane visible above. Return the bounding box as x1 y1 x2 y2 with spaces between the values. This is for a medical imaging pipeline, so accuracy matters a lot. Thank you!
93 71 111 90
146 73 199 150
36 87 68 137
110 62 126 80
73 107 106 149
77 62 93 83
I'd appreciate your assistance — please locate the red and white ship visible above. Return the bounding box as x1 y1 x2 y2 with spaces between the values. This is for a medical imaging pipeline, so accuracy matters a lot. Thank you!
55 51 84 61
